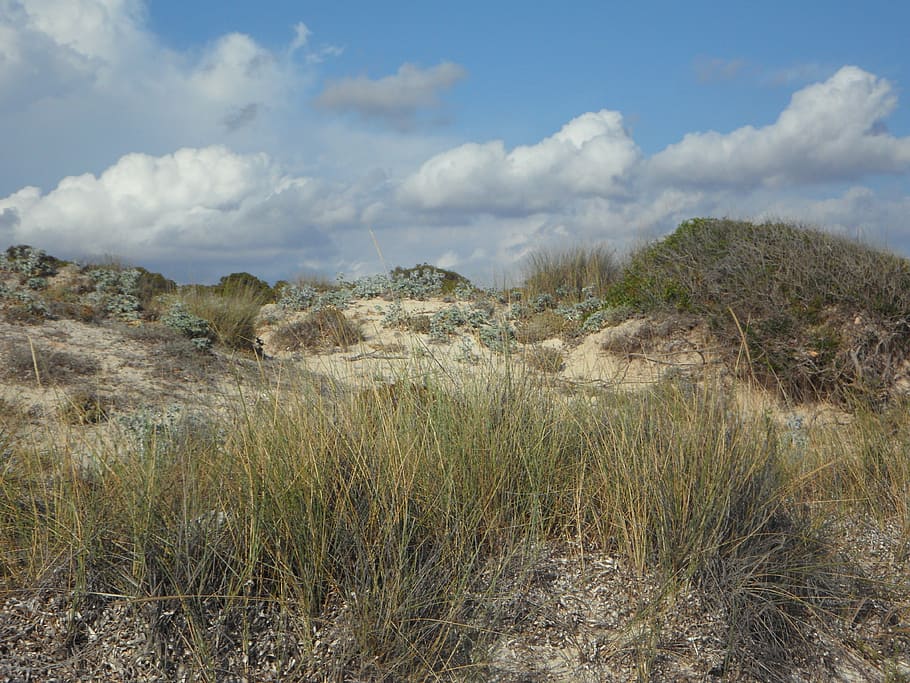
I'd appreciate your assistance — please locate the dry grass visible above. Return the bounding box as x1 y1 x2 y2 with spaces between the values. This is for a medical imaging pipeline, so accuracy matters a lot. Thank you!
178 283 267 351
270 308 364 351
515 309 576 343
0 340 100 385
1 369 902 679
524 345 565 373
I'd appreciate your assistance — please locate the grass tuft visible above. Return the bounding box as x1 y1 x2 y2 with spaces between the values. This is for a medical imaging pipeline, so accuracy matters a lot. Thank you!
178 282 269 351
523 244 620 302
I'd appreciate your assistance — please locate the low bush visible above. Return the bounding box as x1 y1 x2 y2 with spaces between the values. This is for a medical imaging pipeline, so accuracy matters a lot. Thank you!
162 301 216 351
270 307 364 351
1 340 101 385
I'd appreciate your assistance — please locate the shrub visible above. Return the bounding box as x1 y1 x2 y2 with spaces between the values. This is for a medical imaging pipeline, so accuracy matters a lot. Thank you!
84 267 143 321
135 267 176 315
606 218 910 404
390 263 470 296
0 291 51 324
4 245 63 279
162 301 216 351
214 272 273 302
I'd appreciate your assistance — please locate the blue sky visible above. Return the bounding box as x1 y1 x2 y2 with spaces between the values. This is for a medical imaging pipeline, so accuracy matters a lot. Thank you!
1 1 909 284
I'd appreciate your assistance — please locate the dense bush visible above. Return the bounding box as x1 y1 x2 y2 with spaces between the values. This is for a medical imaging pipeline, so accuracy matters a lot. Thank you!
605 218 910 404
135 267 176 314
390 263 469 296
4 245 64 279
214 272 273 302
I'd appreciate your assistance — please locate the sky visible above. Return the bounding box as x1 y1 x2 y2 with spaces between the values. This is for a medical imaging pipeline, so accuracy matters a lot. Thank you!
1 1 909 285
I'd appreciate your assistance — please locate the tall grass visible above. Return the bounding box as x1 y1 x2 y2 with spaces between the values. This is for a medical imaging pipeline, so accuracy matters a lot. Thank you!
1 367 890 679
786 400 910 534
178 282 268 351
523 244 620 301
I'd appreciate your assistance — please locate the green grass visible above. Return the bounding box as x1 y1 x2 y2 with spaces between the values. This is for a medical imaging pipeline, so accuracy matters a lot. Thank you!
178 282 270 351
523 243 620 302
2 224 910 678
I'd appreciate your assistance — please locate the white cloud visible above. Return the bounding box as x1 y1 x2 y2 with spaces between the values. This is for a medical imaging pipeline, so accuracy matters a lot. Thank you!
3 11 910 292
0 0 312 194
648 66 910 188
289 21 310 53
0 146 373 281
398 110 641 215
316 62 466 128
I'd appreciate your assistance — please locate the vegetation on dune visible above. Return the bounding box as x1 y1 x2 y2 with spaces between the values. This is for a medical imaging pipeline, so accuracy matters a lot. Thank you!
3 375 905 679
175 281 269 352
523 243 620 302
390 262 471 295
270 307 364 351
601 218 910 404
1 222 910 678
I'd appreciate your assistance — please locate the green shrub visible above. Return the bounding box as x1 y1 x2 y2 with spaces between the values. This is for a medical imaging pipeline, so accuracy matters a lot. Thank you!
135 267 176 315
214 272 273 302
605 218 910 404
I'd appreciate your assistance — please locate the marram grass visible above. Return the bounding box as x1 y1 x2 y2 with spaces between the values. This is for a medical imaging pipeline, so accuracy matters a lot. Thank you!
1 368 907 678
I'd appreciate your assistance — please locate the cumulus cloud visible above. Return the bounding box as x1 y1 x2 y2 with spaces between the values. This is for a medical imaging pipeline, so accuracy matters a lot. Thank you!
4 24 910 288
648 66 910 188
0 146 375 281
0 0 315 194
316 62 467 128
398 110 641 215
